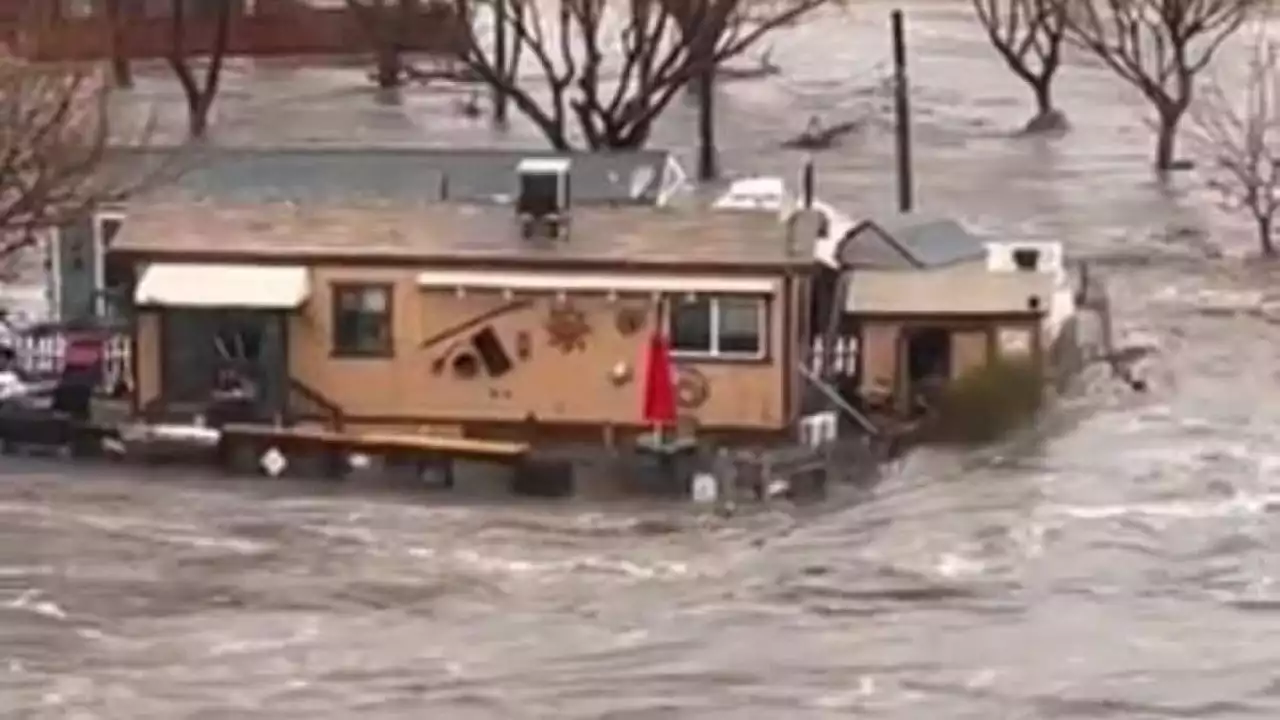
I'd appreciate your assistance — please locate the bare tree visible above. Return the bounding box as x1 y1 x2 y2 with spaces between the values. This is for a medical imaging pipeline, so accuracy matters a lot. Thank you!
167 0 233 138
1189 33 1280 256
1065 0 1255 172
971 0 1065 122
448 0 829 150
0 57 159 260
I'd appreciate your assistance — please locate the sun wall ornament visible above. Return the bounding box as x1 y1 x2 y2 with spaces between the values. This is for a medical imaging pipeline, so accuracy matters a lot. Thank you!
545 302 591 353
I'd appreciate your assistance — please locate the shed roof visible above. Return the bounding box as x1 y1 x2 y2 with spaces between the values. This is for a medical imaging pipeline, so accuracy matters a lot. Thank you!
115 146 681 207
836 216 987 270
110 201 816 270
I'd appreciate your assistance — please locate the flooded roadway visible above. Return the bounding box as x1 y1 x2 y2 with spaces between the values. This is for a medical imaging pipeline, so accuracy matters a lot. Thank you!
5 2 1280 717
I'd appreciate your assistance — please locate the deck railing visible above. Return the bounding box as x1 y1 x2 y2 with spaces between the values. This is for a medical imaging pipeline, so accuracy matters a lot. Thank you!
287 377 346 431
806 336 859 378
12 331 133 397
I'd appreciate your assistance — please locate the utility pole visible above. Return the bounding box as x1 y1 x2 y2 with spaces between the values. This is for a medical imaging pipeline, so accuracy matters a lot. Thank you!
891 9 913 213
696 51 718 182
493 0 509 125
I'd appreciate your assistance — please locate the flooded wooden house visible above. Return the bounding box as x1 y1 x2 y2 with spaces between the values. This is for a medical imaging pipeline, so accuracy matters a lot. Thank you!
6 160 1094 495
111 196 819 452
69 152 831 495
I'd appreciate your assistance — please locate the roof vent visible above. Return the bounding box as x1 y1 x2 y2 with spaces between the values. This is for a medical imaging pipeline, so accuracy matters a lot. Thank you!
516 157 571 240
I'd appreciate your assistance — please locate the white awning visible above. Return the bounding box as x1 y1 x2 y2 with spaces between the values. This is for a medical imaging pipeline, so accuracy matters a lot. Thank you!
844 267 1053 315
415 270 776 295
135 263 310 309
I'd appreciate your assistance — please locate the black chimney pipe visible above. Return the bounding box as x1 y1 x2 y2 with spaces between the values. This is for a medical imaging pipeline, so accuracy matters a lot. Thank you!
801 156 815 209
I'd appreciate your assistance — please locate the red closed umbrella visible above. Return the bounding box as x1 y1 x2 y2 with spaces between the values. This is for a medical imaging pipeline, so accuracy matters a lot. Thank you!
641 330 677 426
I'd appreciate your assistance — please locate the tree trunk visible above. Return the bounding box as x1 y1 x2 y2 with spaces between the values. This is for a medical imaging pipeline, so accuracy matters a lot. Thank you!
189 98 210 138
1032 79 1051 115
106 0 132 89
375 46 402 89
1259 215 1275 257
112 56 133 89
1154 107 1185 172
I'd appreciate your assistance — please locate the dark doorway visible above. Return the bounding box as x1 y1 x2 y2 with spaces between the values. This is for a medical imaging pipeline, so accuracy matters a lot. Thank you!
160 309 288 418
903 327 951 412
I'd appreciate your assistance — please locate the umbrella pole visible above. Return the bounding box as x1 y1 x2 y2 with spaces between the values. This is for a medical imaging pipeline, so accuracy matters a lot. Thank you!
649 298 671 450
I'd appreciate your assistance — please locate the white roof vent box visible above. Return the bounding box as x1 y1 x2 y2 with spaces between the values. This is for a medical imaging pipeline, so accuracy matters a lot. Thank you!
985 241 1065 278
516 157 572 240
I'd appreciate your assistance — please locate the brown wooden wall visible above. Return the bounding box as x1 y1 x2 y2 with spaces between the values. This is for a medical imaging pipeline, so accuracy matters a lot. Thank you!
857 314 1043 402
134 264 797 436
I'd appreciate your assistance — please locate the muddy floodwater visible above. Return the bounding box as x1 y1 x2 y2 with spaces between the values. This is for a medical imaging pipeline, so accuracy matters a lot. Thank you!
5 2 1280 718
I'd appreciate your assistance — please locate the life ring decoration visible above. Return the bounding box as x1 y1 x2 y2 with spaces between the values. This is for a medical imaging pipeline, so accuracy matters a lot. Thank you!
675 366 710 410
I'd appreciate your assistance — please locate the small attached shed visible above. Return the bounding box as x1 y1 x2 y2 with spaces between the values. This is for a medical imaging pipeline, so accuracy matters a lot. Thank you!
821 216 1053 416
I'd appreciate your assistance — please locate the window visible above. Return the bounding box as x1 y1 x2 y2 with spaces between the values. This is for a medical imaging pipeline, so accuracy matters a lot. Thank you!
332 284 393 357
669 296 765 359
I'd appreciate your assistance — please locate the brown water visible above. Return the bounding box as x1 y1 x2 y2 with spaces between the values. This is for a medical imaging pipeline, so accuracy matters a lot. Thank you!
5 3 1280 718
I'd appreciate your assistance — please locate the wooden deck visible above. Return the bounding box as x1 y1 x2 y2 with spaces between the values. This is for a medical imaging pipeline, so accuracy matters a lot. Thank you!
220 423 530 462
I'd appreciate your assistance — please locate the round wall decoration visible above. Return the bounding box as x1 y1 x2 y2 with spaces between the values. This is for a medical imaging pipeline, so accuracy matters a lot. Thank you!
609 361 633 386
614 304 648 336
451 352 480 379
675 366 711 409
545 303 591 353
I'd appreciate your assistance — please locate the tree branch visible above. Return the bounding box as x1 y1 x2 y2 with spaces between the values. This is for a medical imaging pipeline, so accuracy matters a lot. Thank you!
1189 26 1280 255
0 56 172 261
447 0 836 150
1064 0 1255 169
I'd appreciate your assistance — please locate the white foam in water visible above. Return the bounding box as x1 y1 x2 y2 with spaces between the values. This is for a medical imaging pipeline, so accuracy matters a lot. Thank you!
934 552 986 578
6 589 68 620
1045 492 1280 521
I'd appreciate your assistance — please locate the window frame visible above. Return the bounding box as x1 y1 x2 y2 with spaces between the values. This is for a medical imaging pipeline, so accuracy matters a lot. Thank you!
667 294 768 362
330 282 395 358
94 209 127 317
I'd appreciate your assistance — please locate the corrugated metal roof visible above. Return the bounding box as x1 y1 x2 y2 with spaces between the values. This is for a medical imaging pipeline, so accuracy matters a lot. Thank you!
881 217 987 268
112 147 677 206
838 215 987 269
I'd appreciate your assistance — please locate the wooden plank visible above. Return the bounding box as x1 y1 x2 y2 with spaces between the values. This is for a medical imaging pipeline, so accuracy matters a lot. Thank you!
220 424 529 460
419 299 533 351
357 433 528 458
222 424 342 443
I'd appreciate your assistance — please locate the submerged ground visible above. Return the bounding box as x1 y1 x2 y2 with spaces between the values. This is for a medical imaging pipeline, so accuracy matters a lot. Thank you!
4 2 1280 718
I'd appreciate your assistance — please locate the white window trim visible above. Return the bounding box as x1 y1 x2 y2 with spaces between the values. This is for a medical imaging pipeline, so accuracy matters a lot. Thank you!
669 295 767 361
93 209 126 316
